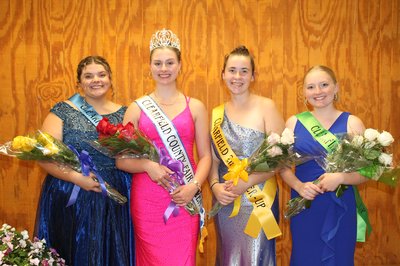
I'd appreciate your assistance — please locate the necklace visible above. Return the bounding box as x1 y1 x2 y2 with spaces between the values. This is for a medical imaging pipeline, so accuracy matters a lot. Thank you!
152 91 180 106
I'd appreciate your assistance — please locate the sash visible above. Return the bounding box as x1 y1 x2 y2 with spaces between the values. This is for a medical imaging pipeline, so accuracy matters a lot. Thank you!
69 93 103 125
66 93 108 206
296 111 372 242
136 95 208 252
211 104 281 240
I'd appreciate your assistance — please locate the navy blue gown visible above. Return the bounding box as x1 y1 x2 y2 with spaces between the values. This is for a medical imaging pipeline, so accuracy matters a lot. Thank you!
290 112 357 266
35 102 135 266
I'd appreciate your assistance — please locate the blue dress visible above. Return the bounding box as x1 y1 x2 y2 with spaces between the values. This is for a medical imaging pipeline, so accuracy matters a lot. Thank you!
213 113 278 266
35 102 135 266
290 112 356 266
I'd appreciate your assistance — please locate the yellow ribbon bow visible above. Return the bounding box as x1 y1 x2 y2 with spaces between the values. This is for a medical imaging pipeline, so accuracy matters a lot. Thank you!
223 157 249 185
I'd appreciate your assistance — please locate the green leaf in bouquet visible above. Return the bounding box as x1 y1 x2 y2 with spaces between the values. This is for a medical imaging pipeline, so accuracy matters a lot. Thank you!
363 149 381 160
249 161 272 172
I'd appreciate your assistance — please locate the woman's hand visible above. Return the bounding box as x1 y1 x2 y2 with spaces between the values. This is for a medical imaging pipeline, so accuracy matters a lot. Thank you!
145 162 174 190
170 183 198 206
317 173 344 192
296 181 324 200
224 180 248 196
212 182 239 205
69 171 102 193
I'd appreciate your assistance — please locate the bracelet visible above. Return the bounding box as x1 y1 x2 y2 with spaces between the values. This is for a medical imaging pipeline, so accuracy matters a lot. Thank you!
190 179 202 192
210 181 218 190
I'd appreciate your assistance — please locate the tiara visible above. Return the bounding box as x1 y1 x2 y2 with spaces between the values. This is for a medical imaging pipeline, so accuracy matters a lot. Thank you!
149 29 181 52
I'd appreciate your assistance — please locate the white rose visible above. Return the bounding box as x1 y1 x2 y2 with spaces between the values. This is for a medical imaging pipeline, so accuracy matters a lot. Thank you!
377 131 394 146
19 239 27 248
267 133 281 145
364 140 377 149
364 128 380 141
281 128 295 145
351 135 364 147
30 258 40 266
21 230 29 240
267 146 283 157
378 153 393 166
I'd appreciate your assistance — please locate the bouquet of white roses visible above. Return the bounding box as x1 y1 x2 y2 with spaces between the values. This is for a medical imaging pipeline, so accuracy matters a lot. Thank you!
0 223 65 265
209 128 306 218
284 128 399 219
0 130 127 205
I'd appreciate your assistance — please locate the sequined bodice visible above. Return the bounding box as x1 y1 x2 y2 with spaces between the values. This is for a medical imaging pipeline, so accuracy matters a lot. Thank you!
51 101 127 170
214 113 266 180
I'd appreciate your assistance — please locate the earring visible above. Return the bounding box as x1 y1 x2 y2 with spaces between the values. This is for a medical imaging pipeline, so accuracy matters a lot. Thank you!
334 93 339 101
110 84 115 99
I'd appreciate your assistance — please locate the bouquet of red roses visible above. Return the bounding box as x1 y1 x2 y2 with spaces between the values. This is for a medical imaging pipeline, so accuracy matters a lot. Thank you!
92 117 159 162
0 130 127 205
92 118 198 220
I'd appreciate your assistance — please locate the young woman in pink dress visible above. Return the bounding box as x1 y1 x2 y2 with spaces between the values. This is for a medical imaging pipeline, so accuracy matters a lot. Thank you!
116 29 211 266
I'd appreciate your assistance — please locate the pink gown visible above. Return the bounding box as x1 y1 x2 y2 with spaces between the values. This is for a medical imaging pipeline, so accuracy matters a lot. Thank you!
131 97 200 266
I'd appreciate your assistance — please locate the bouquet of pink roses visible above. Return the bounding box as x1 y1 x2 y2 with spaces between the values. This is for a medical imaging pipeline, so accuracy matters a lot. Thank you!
284 128 399 219
209 128 307 218
0 130 127 205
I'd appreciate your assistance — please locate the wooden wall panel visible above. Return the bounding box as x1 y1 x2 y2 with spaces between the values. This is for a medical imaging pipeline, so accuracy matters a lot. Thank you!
0 0 399 265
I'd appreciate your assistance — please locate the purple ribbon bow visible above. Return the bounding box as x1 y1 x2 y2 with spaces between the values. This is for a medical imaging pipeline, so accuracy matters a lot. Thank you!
66 145 108 207
159 149 184 223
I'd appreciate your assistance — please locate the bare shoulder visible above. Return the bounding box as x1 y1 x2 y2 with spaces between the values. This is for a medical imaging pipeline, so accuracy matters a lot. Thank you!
285 115 298 131
124 101 142 125
347 114 365 134
256 95 285 133
189 97 207 113
256 95 277 109
41 112 63 140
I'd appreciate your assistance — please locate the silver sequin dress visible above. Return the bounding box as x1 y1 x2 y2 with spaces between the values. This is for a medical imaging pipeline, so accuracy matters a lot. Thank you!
213 113 278 266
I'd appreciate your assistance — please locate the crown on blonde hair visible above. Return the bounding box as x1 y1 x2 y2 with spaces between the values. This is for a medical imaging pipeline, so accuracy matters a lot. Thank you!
149 29 181 52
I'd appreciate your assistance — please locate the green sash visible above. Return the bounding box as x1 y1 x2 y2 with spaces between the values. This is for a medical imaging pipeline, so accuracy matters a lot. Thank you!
296 111 372 242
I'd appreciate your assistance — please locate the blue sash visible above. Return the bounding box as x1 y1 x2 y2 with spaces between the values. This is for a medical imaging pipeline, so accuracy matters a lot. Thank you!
66 94 107 206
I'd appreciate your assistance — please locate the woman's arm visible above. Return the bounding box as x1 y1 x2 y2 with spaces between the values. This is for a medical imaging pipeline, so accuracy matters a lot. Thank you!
208 145 238 205
39 111 101 192
171 99 212 206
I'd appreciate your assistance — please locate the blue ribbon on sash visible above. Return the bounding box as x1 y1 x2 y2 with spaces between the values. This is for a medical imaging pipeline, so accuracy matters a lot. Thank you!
66 93 107 207
66 146 108 207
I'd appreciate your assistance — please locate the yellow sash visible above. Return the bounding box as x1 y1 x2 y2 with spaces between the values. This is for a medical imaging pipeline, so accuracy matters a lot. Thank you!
211 104 282 239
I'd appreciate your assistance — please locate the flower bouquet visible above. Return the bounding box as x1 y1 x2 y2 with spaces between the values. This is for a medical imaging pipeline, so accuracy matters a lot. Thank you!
91 117 159 162
284 129 399 219
91 118 198 220
0 130 127 205
209 128 306 218
0 223 65 265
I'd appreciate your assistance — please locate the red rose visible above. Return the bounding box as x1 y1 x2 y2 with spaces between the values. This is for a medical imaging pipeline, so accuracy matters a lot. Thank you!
97 118 111 136
118 122 136 141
